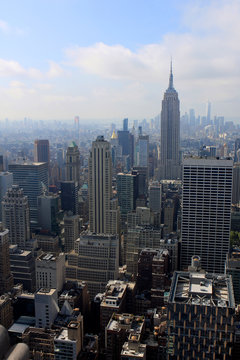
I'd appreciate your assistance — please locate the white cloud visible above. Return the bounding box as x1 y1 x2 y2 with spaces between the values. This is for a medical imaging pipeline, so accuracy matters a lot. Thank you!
63 0 240 117
0 20 9 33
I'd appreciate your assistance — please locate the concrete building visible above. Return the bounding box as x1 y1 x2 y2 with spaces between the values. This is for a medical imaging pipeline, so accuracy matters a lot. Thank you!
159 63 181 180
2 185 30 248
8 161 48 228
0 224 13 294
35 288 59 328
167 257 235 359
0 172 13 221
34 139 50 164
126 207 162 278
36 253 65 292
34 232 60 254
181 157 233 273
37 193 59 233
88 136 113 234
54 320 83 360
106 313 145 360
121 334 146 360
63 214 79 253
66 232 119 299
22 327 56 358
9 245 36 292
0 296 13 329
66 141 80 184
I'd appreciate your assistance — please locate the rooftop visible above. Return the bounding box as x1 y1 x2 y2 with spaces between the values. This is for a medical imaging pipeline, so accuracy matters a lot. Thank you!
107 313 144 334
169 271 235 308
101 281 127 308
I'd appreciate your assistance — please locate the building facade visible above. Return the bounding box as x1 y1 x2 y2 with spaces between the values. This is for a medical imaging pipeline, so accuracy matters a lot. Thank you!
181 157 233 273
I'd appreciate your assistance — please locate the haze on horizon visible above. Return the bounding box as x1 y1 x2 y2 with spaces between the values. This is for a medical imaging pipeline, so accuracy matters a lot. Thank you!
0 0 239 122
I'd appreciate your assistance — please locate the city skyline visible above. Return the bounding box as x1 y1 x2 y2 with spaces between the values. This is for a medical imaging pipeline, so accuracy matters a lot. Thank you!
0 1 239 121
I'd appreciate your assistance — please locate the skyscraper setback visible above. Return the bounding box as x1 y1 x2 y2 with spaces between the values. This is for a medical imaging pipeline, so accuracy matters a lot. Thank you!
159 63 181 180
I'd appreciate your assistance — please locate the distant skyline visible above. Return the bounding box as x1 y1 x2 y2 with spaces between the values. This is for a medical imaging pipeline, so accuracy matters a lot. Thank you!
0 0 240 121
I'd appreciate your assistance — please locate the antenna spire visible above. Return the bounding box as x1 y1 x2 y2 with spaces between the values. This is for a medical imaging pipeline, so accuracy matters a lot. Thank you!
168 59 174 90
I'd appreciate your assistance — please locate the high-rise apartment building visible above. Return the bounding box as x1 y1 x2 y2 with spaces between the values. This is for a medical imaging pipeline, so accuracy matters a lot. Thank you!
66 141 80 184
0 172 13 221
159 63 181 180
181 157 233 273
34 139 50 164
2 185 30 248
88 136 112 234
9 161 48 228
0 224 13 294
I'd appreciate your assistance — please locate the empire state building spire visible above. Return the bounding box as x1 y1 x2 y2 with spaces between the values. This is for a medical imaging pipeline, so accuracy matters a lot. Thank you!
159 61 181 180
167 60 176 92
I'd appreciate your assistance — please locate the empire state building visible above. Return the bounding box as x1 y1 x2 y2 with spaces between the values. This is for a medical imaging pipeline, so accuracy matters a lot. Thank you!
159 63 181 180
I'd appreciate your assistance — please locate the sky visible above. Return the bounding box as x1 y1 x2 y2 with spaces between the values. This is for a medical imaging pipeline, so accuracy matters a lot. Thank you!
0 0 239 122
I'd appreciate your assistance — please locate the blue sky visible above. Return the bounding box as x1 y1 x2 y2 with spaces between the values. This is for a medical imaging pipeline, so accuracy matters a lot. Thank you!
0 0 239 121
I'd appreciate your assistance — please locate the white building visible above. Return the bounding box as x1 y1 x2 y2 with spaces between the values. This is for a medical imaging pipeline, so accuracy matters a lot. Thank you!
35 288 59 328
181 157 233 273
36 253 65 292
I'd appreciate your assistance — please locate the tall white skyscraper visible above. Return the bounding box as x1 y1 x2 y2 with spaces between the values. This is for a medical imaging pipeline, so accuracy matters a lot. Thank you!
159 62 181 180
88 136 113 234
181 157 233 273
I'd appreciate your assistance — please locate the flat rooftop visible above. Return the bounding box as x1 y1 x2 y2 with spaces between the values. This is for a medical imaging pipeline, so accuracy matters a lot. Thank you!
107 313 144 333
169 271 235 308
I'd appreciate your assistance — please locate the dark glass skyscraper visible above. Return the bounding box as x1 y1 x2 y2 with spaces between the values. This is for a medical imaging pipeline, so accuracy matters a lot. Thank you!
159 63 181 180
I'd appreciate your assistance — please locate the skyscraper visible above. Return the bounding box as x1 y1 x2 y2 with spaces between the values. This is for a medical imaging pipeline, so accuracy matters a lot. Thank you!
0 223 13 294
88 136 112 234
0 172 13 221
9 161 48 228
66 141 80 184
34 140 50 164
181 157 233 273
159 62 181 180
2 185 30 248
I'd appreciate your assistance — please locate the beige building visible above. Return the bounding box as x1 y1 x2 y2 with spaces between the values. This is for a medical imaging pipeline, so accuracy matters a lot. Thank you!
66 232 119 299
66 141 80 184
36 253 65 292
